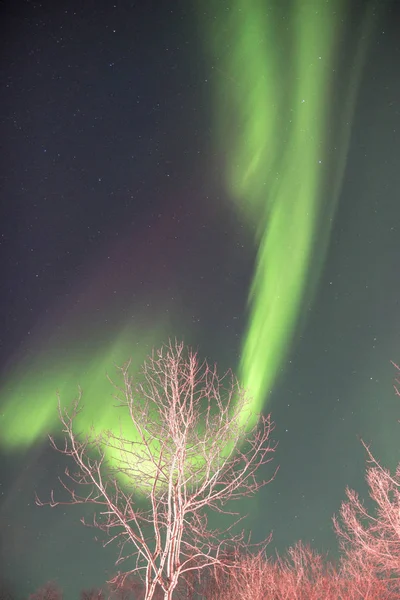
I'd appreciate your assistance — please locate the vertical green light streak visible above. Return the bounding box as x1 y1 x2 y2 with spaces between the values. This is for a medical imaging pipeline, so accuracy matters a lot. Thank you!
204 0 374 424
239 2 338 419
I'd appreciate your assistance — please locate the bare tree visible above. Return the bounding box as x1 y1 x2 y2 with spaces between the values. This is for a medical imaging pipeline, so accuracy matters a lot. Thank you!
28 581 63 600
204 542 395 600
80 589 105 600
37 341 276 600
333 361 400 593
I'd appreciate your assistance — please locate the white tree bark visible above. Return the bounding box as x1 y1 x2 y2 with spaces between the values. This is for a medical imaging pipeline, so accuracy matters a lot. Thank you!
37 341 277 599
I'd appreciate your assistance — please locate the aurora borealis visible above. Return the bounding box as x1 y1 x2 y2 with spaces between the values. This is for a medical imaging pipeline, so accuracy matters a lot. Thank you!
0 0 373 459
1 0 400 597
205 0 375 422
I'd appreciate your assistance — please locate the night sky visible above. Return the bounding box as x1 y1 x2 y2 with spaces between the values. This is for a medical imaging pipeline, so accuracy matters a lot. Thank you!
1 0 400 597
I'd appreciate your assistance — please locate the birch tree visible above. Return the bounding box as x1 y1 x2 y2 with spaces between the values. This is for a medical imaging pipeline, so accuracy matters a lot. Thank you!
37 341 276 600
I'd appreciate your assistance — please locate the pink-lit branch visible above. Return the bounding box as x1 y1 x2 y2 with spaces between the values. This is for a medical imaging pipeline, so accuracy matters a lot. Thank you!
333 361 400 593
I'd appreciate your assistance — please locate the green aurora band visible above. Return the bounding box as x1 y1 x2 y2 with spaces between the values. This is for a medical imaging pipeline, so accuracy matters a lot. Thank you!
0 1 377 492
0 318 170 454
203 0 376 424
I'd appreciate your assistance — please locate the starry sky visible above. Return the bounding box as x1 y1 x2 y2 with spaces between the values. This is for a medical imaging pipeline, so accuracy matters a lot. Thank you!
1 0 400 597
